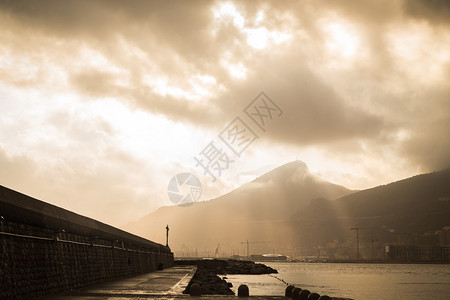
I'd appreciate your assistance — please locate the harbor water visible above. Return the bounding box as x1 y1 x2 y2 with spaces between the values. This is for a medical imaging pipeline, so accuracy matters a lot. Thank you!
223 262 450 300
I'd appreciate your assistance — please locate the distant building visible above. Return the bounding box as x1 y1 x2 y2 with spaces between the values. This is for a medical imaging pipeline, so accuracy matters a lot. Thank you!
385 245 450 262
439 228 450 247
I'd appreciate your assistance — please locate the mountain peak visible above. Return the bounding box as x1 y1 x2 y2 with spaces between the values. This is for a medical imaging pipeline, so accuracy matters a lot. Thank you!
254 160 310 183
284 160 309 171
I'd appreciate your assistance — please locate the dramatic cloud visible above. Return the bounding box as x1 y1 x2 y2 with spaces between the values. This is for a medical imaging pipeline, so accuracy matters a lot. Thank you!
0 0 449 226
404 0 450 25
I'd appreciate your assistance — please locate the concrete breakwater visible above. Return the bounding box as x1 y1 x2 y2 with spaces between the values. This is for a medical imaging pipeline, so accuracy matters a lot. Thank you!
0 185 174 299
175 259 277 295
175 259 278 274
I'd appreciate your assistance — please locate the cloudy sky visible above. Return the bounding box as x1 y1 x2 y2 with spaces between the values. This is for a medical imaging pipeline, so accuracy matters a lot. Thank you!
1 0 449 227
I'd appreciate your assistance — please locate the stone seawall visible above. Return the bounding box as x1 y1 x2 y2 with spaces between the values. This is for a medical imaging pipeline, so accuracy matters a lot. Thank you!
0 185 173 299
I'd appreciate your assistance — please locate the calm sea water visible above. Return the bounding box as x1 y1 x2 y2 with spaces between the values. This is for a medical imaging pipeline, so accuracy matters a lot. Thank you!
223 262 450 300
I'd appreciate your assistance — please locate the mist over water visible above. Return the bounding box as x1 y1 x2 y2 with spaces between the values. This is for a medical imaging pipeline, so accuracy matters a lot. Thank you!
224 262 450 300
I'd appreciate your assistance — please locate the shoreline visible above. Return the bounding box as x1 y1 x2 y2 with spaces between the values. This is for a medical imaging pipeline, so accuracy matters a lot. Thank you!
175 257 450 264
267 260 450 264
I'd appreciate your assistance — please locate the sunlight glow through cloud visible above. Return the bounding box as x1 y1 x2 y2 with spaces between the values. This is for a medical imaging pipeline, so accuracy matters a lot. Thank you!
212 2 291 50
387 22 450 85
213 1 245 28
143 74 218 101
324 22 359 58
0 0 449 228
222 61 247 79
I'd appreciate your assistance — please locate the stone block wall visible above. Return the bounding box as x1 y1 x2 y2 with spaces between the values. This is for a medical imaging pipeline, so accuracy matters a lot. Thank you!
0 185 173 299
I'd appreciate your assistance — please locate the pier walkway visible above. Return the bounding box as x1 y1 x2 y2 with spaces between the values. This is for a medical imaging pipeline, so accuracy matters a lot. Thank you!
38 265 285 299
37 265 343 299
38 266 201 299
36 264 287 299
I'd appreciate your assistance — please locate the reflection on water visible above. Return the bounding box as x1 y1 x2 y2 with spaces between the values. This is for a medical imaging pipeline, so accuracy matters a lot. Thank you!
223 262 450 300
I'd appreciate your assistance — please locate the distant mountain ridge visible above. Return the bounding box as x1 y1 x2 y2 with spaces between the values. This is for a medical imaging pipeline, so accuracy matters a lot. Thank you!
337 168 450 217
124 162 450 259
331 167 450 236
124 160 354 251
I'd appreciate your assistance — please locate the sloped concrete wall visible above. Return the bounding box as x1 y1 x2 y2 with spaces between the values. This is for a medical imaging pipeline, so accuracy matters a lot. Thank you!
0 185 173 299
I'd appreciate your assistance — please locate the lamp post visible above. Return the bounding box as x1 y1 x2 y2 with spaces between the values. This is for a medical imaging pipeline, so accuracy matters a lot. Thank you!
166 225 169 247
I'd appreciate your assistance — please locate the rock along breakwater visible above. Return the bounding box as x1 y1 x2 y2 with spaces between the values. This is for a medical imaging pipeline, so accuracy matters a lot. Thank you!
175 259 277 295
